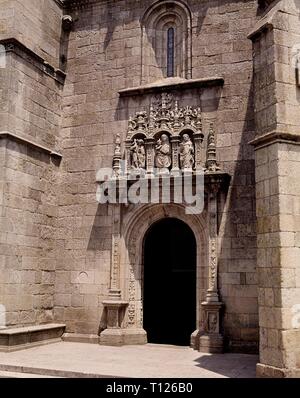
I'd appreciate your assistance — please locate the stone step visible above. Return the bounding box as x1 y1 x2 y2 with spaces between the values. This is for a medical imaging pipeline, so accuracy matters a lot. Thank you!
0 364 118 378
0 324 66 352
0 370 60 378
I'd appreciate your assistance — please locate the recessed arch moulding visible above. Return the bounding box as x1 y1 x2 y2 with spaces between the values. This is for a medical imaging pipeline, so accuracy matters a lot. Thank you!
141 0 192 84
120 203 209 348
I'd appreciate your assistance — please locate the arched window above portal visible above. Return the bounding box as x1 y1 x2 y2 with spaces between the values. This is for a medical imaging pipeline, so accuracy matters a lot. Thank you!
141 1 192 84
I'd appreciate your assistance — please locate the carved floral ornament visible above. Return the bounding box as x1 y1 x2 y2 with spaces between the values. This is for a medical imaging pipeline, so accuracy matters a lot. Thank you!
126 93 203 141
112 93 220 177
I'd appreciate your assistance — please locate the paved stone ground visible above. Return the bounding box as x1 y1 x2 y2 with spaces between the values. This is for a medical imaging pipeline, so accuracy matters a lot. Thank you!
0 342 258 378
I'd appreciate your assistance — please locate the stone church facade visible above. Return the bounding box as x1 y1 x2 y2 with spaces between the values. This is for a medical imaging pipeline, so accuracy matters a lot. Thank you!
0 0 299 377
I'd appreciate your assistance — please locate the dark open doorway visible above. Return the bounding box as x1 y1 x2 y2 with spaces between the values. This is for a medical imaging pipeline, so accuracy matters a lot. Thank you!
143 218 196 346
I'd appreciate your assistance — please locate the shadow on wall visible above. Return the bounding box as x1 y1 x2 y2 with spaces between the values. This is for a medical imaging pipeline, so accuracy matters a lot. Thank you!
194 0 264 35
87 204 112 251
66 0 258 57
5 138 61 167
218 74 258 353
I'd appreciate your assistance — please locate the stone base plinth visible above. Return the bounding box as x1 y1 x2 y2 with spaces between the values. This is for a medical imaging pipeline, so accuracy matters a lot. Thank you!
62 333 99 344
191 329 200 350
256 363 300 378
199 333 224 354
99 328 147 346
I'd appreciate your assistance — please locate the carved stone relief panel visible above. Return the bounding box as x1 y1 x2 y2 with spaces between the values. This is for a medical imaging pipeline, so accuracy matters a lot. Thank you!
123 93 206 176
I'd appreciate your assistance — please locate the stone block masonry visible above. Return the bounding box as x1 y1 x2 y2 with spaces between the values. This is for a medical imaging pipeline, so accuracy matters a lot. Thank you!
249 0 300 377
0 0 299 378
58 0 258 350
0 0 63 329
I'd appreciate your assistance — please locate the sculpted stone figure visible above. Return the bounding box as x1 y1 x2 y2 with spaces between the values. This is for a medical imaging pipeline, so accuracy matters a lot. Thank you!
130 139 146 169
155 134 171 169
180 134 194 170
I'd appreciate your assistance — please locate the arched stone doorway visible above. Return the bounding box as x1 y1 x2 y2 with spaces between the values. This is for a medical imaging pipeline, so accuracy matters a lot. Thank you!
143 217 197 346
100 203 225 352
121 203 208 342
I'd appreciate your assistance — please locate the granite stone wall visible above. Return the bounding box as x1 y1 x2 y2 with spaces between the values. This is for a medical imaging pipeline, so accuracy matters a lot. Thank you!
0 0 63 327
0 0 63 68
251 0 300 376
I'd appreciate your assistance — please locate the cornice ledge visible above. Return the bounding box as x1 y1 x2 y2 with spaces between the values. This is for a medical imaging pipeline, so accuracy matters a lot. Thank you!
248 7 289 40
0 38 66 85
250 131 300 149
62 0 101 10
119 77 224 97
0 131 62 159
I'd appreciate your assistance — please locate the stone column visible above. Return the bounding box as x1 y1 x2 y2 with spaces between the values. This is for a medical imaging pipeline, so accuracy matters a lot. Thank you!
207 183 219 303
199 177 224 353
170 136 180 175
109 204 122 299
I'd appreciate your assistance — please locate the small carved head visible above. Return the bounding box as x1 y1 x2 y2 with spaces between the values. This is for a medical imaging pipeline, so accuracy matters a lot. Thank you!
161 134 169 143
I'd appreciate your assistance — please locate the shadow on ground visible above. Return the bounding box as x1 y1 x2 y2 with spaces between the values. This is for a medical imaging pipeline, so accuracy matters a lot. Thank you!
194 354 258 378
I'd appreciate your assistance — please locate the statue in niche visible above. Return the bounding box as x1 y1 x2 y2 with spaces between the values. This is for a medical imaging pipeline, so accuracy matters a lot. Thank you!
155 134 171 169
180 134 194 170
130 139 146 170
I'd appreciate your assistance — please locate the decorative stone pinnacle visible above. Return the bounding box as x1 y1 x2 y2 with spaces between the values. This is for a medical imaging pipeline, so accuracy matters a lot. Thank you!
205 123 220 172
112 134 122 177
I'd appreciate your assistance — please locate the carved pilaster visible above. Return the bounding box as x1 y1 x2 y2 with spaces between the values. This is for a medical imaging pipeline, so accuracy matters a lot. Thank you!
125 140 132 175
112 134 122 179
109 204 122 299
145 138 155 176
199 176 224 353
127 266 136 327
207 182 219 302
194 132 204 171
170 136 180 175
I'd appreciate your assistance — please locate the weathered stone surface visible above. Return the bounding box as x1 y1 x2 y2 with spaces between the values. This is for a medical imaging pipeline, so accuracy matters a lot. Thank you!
0 0 299 378
250 0 300 377
0 324 66 352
